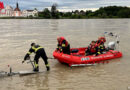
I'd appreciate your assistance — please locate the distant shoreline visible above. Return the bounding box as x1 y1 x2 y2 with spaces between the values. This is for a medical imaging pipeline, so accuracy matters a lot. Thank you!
0 17 130 19
1 6 130 19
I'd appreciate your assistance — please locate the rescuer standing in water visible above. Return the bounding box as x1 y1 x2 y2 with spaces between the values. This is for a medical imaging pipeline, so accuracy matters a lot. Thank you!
22 43 50 71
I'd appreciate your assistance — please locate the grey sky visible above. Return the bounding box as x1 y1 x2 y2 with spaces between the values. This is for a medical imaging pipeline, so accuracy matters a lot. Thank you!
1 0 130 11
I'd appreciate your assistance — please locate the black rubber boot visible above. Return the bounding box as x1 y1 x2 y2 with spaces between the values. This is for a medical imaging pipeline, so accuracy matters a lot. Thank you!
33 66 39 72
46 66 50 71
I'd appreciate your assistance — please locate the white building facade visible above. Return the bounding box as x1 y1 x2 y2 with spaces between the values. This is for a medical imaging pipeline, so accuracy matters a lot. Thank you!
0 5 14 17
5 5 14 16
0 3 38 17
22 10 38 17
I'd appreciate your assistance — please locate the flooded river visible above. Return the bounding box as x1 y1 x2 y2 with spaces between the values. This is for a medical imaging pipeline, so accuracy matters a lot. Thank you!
0 19 130 90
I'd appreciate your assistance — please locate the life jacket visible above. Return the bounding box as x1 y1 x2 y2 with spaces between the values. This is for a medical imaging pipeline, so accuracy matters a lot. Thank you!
89 44 97 53
98 44 105 51
57 37 69 47
96 37 106 46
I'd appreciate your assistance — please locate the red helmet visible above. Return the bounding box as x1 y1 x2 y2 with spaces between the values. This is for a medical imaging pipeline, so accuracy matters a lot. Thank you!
57 37 61 42
57 37 65 42
98 37 106 43
57 36 68 46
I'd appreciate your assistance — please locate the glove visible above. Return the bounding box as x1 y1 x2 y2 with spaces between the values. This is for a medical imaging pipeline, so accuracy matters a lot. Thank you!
24 54 30 60
56 48 59 51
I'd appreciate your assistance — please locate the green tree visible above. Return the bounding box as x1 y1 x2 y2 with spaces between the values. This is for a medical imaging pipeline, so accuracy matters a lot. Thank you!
28 15 33 19
37 5 130 19
118 9 130 18
63 12 72 18
43 8 51 18
86 10 92 15
51 3 60 19
34 8 37 10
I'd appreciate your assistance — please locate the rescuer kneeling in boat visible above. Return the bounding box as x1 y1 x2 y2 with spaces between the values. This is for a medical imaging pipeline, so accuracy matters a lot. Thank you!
96 37 106 46
96 37 106 55
22 43 50 71
57 37 70 54
85 41 97 56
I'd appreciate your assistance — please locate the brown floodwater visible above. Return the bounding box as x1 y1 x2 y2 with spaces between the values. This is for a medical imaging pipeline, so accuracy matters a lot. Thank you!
0 19 130 90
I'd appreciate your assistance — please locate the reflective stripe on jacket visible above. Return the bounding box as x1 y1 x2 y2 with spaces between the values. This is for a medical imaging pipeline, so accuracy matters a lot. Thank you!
27 45 43 55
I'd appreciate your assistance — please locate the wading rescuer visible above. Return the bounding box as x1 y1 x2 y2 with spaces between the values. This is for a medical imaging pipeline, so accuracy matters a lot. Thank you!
22 43 50 72
57 37 70 54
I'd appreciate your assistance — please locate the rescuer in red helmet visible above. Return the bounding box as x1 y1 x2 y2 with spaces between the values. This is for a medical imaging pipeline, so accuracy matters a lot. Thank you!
57 37 70 54
85 41 98 56
96 37 106 55
97 37 106 45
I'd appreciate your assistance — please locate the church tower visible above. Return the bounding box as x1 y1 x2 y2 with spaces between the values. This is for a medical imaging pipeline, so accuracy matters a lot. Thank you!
14 2 21 17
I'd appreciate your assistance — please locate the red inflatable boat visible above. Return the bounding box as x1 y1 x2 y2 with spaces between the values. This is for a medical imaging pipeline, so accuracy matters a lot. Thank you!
53 47 122 67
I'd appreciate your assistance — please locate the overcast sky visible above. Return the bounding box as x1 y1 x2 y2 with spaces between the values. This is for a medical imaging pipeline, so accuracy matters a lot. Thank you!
1 0 130 11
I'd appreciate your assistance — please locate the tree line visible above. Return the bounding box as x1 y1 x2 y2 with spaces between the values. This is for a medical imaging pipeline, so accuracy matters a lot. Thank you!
38 5 130 19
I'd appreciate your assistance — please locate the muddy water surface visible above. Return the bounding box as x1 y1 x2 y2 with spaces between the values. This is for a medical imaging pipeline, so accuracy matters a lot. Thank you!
0 19 130 90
